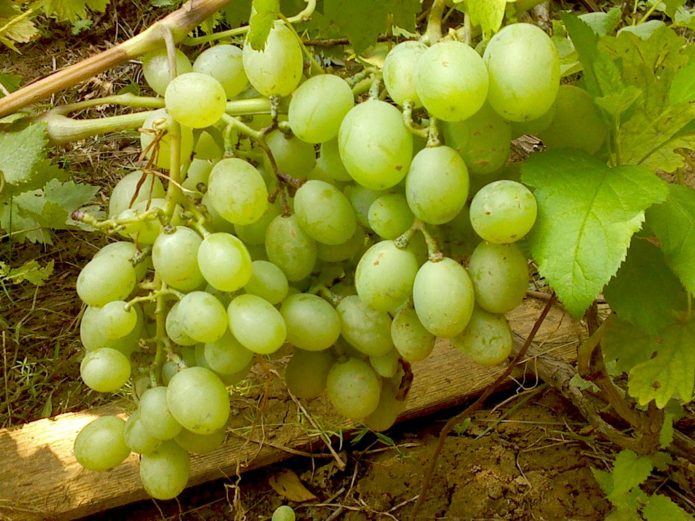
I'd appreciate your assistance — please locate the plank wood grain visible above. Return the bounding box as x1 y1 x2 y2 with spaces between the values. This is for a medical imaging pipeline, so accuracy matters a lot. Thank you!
0 299 583 521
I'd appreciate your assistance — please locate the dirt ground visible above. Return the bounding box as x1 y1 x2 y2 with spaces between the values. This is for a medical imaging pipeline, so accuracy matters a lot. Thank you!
1 4 693 521
85 389 612 521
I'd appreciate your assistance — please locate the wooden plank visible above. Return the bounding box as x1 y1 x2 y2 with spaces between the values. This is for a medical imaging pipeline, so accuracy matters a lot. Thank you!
0 299 583 521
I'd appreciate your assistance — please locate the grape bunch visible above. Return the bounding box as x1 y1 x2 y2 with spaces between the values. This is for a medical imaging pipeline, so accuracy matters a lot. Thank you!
72 16 607 500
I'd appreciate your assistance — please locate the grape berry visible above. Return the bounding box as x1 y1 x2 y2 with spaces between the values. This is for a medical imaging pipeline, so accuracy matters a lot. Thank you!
72 17 561 500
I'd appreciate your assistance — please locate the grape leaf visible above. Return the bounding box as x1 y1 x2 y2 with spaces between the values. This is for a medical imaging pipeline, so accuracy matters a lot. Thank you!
617 317 694 408
520 150 668 318
465 0 507 39
604 238 688 335
607 450 654 503
247 0 280 51
643 494 692 521
647 185 695 294
0 123 47 187
603 317 654 374
222 0 252 28
0 260 54 286
578 8 622 36
617 105 695 173
0 0 15 18
669 61 695 105
0 11 39 49
0 72 21 95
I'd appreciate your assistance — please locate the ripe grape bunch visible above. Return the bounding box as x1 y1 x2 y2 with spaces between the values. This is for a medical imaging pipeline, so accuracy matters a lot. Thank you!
70 12 581 501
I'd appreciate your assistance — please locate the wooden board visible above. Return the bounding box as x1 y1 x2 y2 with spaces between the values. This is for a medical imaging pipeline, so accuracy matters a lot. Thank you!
0 299 584 521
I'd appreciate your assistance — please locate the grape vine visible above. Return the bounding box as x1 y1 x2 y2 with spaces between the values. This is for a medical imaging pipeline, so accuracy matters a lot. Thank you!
0 0 693 517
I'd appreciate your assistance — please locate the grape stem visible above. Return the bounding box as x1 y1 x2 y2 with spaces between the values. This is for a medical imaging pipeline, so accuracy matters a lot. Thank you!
310 284 343 306
125 286 183 310
395 219 443 262
424 0 446 45
402 101 429 140
426 116 440 147
182 0 317 46
150 273 167 387
368 74 382 100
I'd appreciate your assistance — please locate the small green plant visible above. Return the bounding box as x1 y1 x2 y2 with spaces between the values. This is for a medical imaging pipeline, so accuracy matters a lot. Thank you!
592 449 691 521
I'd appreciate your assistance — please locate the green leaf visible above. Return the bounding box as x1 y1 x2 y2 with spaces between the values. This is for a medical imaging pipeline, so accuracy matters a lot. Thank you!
0 10 40 49
0 123 47 186
578 8 622 36
247 0 280 51
86 0 109 11
603 317 654 375
520 150 668 318
627 317 695 407
561 12 601 95
0 1 16 18
222 0 252 28
609 450 654 502
670 61 695 105
0 260 54 285
44 179 98 216
604 238 688 335
0 73 21 95
642 494 692 521
647 185 695 294
465 0 507 39
617 104 695 173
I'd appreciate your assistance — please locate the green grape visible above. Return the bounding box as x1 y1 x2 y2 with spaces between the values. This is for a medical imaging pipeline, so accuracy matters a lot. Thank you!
117 197 172 245
201 194 237 234
93 241 149 282
80 347 131 393
285 348 335 399
336 295 393 356
96 300 137 340
139 441 190 500
280 293 341 351
193 44 248 99
469 180 537 243
242 20 303 97
483 23 560 122
391 306 435 362
165 72 227 129
206 157 269 226
442 103 512 175
363 380 405 432
139 108 194 170
124 410 161 455
344 184 382 228
265 129 316 179
415 40 488 122
453 307 513 366
165 301 198 346
440 204 480 261
294 180 357 245
405 146 469 225
193 128 224 161
369 349 400 378
510 104 556 138
468 242 528 314
139 386 183 440
197 232 253 292
141 48 192 96
244 260 289 304
288 74 355 143
80 303 142 356
77 254 136 307
227 294 287 354
539 85 608 154
175 291 228 344
174 426 226 454
338 99 413 190
265 215 317 281
74 416 130 471
234 200 281 246
314 139 352 182
413 258 475 337
317 225 366 263
368 192 414 239
167 367 230 434
326 358 381 419
355 240 417 312
272 505 296 521
152 226 205 291
204 330 255 375
108 170 165 218
383 40 427 107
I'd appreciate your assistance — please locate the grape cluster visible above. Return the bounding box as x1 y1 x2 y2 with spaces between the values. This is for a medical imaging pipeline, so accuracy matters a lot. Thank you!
71 18 595 500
